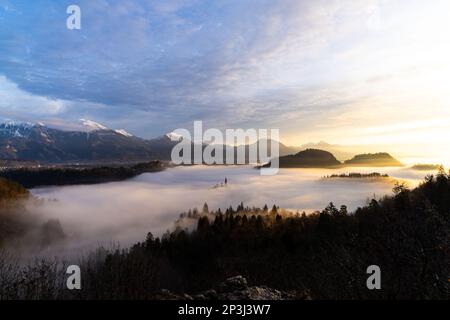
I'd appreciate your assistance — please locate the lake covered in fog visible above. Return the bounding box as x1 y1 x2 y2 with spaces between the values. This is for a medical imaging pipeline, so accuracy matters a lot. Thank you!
29 165 433 254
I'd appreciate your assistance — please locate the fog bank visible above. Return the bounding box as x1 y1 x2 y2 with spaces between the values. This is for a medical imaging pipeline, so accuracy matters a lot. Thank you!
28 165 431 256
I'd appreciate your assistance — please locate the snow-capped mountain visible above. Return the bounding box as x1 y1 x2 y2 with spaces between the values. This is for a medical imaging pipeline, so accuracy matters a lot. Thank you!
0 121 36 138
0 120 307 164
80 119 109 131
115 129 133 137
0 120 177 163
166 131 183 142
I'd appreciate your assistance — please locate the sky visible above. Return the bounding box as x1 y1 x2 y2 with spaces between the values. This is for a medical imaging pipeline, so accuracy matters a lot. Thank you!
0 0 449 160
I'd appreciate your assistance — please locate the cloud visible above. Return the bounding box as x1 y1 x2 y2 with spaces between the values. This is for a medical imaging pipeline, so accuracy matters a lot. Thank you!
0 75 67 119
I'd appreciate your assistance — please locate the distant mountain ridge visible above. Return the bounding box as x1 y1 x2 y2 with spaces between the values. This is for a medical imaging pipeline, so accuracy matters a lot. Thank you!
272 149 341 168
299 141 356 161
344 153 403 167
267 149 403 168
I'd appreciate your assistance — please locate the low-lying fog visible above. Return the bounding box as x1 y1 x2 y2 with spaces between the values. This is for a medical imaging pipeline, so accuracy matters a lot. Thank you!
28 165 433 256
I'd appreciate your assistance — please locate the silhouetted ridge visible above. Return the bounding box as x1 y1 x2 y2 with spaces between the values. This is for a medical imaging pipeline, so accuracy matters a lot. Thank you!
344 153 402 167
270 148 341 168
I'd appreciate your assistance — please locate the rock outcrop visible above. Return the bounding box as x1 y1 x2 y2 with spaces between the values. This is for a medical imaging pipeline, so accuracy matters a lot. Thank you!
155 275 311 300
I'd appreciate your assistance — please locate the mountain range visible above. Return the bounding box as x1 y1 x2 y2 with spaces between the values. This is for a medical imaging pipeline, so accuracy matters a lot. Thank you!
0 121 180 163
0 120 396 166
0 120 308 164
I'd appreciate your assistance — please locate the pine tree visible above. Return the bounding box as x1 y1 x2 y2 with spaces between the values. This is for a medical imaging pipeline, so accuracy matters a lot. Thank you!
270 205 278 215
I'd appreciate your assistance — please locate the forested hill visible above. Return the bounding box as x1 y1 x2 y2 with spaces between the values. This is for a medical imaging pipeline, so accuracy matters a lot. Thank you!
0 178 31 246
264 149 403 168
0 177 29 201
344 153 403 166
0 161 166 188
268 149 342 168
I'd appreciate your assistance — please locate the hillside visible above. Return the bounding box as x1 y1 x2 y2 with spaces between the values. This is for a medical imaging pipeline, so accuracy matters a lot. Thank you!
0 177 30 201
267 149 342 168
0 161 166 188
344 153 403 167
0 178 68 250
0 178 31 246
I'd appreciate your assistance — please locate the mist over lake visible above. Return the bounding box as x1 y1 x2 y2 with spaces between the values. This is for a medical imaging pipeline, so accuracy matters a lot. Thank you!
26 165 432 256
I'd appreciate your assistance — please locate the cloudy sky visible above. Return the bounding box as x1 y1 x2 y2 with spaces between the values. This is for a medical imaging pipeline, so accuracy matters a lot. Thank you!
0 0 449 154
